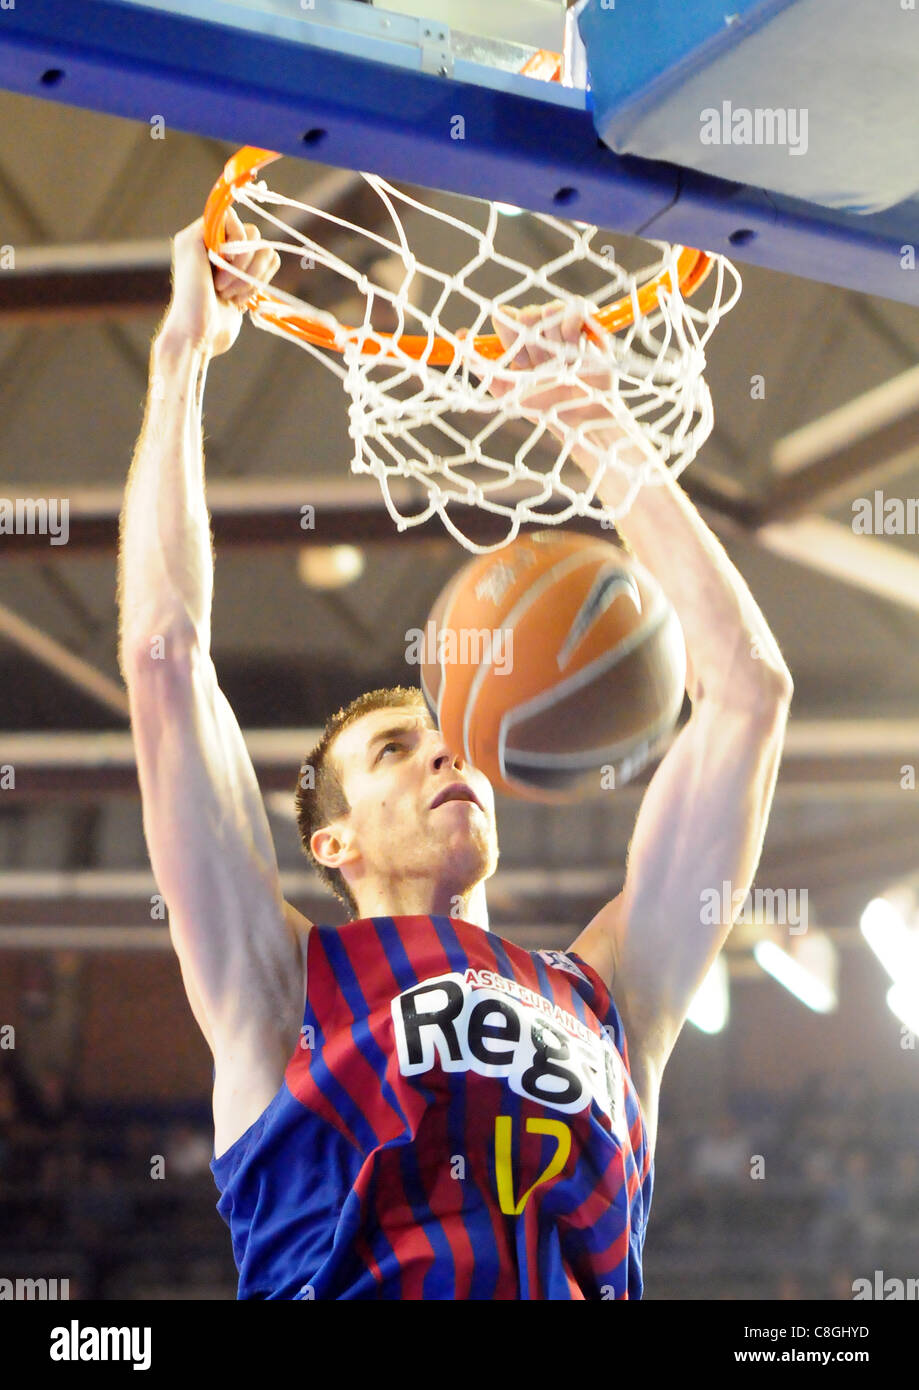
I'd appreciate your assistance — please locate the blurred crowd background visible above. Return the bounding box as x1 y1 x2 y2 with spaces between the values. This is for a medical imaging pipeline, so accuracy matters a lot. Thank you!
650 1073 919 1299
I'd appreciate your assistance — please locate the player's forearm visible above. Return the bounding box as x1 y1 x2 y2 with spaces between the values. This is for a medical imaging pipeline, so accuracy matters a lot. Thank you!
118 327 214 672
586 454 792 708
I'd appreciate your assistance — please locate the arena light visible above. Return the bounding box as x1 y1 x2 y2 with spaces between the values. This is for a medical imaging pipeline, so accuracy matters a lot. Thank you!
297 544 365 590
886 982 919 1037
860 896 919 1032
686 954 728 1033
859 896 919 982
753 939 836 1013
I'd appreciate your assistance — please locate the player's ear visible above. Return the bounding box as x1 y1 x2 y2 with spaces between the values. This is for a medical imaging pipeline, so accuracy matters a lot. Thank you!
311 822 359 871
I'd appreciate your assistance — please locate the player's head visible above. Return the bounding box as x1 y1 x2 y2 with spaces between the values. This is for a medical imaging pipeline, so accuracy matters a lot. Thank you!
295 685 498 920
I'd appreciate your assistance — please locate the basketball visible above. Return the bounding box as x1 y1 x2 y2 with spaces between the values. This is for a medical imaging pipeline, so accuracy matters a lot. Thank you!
419 529 687 802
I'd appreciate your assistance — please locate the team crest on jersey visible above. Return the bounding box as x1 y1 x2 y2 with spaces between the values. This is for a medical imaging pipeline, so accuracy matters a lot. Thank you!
391 969 627 1137
536 949 592 984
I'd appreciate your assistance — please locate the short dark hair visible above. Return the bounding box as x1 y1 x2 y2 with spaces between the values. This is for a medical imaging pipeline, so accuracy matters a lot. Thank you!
294 685 430 920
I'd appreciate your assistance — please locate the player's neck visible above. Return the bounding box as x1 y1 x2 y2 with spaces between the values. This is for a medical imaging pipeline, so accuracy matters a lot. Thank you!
354 879 489 930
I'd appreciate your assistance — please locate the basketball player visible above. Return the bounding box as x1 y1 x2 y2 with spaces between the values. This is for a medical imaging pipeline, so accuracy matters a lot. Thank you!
118 210 792 1300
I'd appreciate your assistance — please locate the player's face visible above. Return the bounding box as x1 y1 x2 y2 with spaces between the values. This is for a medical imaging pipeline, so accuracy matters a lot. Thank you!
332 705 498 906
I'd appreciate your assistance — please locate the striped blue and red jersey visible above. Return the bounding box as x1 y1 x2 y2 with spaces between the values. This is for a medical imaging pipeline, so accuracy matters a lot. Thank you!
210 914 653 1299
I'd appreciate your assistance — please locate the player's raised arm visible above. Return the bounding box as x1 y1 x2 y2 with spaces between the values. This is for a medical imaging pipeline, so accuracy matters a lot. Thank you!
117 211 308 1156
567 451 791 1151
486 301 792 1153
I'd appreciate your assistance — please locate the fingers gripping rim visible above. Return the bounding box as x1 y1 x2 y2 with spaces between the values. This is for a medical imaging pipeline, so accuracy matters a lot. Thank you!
202 145 716 365
202 146 282 311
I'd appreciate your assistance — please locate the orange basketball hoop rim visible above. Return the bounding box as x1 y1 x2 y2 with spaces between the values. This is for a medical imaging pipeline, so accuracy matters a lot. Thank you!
203 145 716 368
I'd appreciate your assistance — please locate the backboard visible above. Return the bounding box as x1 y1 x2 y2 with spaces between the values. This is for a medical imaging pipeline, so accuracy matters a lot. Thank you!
1 0 917 305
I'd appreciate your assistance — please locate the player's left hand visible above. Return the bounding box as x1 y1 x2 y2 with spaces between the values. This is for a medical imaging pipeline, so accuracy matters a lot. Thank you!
458 299 652 476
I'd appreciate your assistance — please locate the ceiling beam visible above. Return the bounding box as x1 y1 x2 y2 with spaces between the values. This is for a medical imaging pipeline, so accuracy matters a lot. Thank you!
754 516 919 616
0 921 620 953
0 239 171 323
0 463 763 559
0 864 621 913
0 167 368 324
761 362 919 523
0 601 128 718
0 720 917 798
0 921 872 955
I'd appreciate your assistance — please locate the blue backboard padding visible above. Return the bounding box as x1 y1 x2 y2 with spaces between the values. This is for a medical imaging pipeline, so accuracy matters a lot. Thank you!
583 0 919 216
578 0 786 117
0 0 917 309
0 0 670 228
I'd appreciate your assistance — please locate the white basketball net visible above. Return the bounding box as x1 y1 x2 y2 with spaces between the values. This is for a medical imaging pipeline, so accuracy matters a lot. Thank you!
209 173 742 553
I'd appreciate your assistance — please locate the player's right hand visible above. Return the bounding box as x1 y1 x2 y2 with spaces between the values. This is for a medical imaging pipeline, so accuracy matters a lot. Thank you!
160 206 281 358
